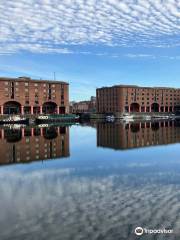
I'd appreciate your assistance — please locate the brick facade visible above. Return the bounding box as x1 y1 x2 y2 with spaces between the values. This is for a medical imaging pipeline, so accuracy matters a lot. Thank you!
97 121 180 150
0 76 69 115
0 126 69 164
96 85 180 114
70 96 96 113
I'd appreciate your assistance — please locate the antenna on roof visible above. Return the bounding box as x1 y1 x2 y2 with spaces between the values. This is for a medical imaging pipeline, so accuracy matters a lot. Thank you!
54 72 56 81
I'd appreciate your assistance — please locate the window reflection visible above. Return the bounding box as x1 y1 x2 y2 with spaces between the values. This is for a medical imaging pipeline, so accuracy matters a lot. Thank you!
97 120 180 150
0 126 69 165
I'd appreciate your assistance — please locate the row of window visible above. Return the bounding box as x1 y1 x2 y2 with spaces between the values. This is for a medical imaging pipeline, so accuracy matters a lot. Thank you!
125 99 180 103
127 88 179 93
24 100 65 105
5 87 59 93
5 82 64 92
126 102 179 106
129 93 180 97
4 82 63 88
126 97 180 101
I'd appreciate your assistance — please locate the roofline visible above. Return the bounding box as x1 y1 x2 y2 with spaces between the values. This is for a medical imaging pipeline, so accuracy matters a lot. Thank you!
0 77 69 85
97 84 180 90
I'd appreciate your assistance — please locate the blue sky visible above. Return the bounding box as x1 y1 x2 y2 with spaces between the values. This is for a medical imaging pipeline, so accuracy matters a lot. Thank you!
0 0 180 101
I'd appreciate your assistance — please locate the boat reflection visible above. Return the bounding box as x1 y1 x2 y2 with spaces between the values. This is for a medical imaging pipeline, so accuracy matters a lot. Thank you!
97 120 180 150
0 125 69 165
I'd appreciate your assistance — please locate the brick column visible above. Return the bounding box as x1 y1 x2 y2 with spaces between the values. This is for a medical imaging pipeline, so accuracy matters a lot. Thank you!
66 106 69 114
40 128 43 136
144 106 146 112
57 106 60 114
0 105 4 115
159 106 161 112
1 129 4 139
22 128 25 138
31 106 33 114
128 106 131 113
40 106 43 114
21 106 24 115
164 106 166 112
149 106 151 112
31 128 34 137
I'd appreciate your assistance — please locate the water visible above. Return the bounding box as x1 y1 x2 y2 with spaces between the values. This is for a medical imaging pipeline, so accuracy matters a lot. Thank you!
0 121 180 240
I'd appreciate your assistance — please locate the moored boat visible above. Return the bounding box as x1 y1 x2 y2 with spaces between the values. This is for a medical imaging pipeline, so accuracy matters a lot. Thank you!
0 115 28 124
106 115 115 122
36 114 79 123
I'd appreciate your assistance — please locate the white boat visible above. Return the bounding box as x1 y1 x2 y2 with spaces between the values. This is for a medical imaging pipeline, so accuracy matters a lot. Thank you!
106 115 115 122
2 124 26 129
0 115 28 124
38 115 49 120
38 124 49 128
144 116 151 120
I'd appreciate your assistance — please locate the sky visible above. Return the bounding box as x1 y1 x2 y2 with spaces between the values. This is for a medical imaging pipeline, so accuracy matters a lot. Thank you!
0 0 180 101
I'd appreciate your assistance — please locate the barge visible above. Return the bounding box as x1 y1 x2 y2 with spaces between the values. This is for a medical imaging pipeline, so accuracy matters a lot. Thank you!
35 114 79 124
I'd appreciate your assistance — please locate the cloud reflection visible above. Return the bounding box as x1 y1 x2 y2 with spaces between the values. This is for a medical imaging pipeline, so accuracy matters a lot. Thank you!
0 166 180 239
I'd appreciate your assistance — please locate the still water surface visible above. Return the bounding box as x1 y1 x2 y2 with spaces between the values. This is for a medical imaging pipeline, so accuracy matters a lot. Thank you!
0 121 180 240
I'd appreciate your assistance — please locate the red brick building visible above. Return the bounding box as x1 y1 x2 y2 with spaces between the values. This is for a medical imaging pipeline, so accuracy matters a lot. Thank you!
96 85 180 114
0 77 69 115
97 121 180 150
70 96 96 113
0 126 69 164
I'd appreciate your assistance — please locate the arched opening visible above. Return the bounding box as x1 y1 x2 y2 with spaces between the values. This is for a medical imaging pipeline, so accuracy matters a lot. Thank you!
59 106 65 114
130 103 140 112
4 129 22 142
43 127 57 139
160 106 164 112
43 102 57 114
151 103 159 112
3 101 21 115
60 126 66 134
151 122 159 131
174 105 180 114
130 123 140 133
24 106 31 114
33 106 40 114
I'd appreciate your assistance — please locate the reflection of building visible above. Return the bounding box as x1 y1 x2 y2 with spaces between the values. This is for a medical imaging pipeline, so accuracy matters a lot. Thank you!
96 85 180 114
0 76 69 115
97 121 180 150
70 96 96 113
0 126 69 165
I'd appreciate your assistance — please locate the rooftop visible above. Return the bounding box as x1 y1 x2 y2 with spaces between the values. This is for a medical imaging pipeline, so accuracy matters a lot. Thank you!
0 76 68 85
97 84 180 90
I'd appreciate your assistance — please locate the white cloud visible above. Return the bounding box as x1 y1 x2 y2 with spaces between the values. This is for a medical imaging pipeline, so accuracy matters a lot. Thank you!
0 0 180 54
0 168 180 239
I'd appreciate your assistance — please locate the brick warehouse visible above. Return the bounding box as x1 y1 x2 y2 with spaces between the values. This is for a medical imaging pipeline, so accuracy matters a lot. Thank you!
0 77 69 115
96 85 180 114
0 126 69 165
97 121 180 150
